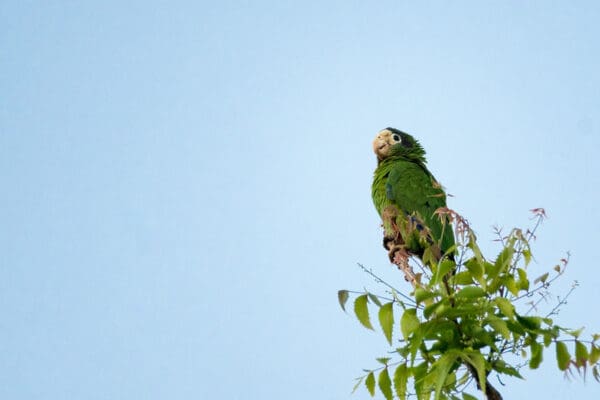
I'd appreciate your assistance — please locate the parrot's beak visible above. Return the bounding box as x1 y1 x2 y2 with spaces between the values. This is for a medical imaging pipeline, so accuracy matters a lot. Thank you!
373 130 392 160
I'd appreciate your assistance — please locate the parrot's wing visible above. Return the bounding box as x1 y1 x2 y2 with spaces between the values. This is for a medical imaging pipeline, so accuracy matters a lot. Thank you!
386 161 454 254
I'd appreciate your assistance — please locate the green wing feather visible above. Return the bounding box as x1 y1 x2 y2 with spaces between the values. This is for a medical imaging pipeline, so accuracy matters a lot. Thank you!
386 160 454 257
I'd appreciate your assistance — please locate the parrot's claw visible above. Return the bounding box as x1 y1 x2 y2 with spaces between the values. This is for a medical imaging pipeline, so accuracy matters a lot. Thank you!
388 243 407 264
383 236 395 250
388 245 417 285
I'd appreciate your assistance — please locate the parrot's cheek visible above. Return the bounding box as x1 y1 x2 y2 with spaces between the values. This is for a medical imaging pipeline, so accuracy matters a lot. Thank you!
373 140 389 158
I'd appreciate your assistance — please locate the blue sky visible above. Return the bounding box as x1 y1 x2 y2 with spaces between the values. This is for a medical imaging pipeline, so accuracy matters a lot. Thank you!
1 1 599 399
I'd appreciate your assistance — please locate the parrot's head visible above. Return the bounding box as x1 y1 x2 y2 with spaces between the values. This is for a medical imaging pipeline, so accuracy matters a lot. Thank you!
373 127 426 163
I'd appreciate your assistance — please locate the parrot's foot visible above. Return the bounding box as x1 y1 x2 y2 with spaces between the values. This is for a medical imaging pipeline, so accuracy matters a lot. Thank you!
383 231 405 251
388 245 417 287
383 236 395 250
388 243 406 263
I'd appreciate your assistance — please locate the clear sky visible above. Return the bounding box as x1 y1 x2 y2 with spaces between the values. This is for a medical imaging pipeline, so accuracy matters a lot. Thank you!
1 1 599 399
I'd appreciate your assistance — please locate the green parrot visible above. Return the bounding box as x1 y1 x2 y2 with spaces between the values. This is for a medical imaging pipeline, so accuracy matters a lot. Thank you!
371 127 454 264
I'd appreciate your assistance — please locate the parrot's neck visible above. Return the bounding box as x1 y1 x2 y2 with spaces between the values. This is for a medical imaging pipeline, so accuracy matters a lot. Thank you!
379 154 427 169
388 144 427 165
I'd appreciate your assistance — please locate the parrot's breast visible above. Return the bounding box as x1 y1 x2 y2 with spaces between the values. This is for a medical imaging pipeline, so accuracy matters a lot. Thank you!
371 160 396 216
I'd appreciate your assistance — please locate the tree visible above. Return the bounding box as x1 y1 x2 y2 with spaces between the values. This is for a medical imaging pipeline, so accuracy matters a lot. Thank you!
339 209 600 400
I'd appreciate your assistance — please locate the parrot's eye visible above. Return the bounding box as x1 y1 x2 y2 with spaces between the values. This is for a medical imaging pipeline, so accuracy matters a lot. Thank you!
392 134 401 142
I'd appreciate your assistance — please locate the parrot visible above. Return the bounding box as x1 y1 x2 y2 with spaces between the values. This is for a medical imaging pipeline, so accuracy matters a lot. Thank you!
371 127 455 265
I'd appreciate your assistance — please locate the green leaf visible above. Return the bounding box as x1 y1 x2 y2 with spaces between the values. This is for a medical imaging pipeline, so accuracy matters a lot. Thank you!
354 294 374 330
534 272 549 285
566 327 584 338
338 290 349 312
455 286 486 299
492 359 523 378
422 247 435 269
433 351 458 400
439 304 481 319
556 341 571 371
462 393 478 400
494 297 515 318
424 320 456 343
529 341 543 369
401 308 420 340
444 372 457 392
379 302 395 345
351 376 364 394
432 259 455 285
415 288 438 304
483 261 495 275
493 246 514 277
516 315 541 331
378 368 393 400
452 271 474 285
423 299 445 319
506 320 525 337
505 275 519 296
393 364 408 399
365 371 376 396
368 292 383 307
409 325 426 362
575 340 589 367
460 351 486 394
469 325 495 347
589 345 600 365
377 357 391 365
554 264 561 273
522 249 532 266
487 316 510 340
517 268 529 291
412 361 429 400
468 232 484 264
464 257 483 282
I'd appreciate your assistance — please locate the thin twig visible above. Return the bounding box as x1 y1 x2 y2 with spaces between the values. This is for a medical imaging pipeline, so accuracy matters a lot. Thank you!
357 263 416 305
545 281 579 318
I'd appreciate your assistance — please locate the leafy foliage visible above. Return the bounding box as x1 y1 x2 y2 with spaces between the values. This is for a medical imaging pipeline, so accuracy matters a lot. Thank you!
339 209 600 399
